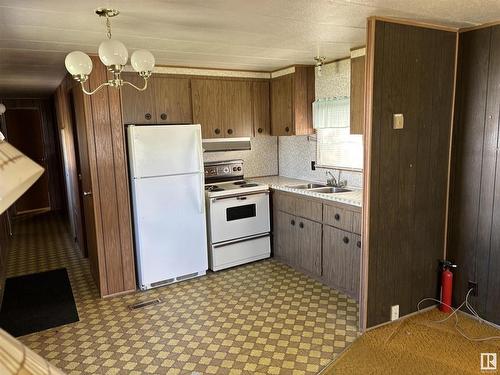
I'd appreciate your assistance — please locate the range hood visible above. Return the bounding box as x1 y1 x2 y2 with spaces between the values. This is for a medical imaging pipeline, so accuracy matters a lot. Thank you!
202 137 251 152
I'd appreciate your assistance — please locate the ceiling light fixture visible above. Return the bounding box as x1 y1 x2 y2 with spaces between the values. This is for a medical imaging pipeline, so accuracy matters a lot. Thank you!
314 56 326 77
64 8 155 96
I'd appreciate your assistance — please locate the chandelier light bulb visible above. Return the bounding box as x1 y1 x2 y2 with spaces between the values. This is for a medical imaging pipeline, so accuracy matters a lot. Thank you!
98 39 129 67
65 51 93 77
131 50 156 74
64 8 154 96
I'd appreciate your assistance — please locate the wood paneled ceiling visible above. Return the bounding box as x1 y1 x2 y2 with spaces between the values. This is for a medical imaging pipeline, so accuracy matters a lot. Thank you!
1 0 499 96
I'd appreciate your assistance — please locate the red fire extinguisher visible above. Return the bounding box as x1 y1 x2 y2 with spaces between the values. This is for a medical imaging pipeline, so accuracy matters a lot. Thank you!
440 260 457 313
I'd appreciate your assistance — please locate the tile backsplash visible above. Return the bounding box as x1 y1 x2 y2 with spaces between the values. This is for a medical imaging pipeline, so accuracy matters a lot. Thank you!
278 136 363 188
203 136 278 177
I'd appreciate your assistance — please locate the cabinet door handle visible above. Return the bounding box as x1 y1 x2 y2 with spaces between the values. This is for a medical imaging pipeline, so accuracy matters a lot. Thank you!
145 113 152 120
299 222 304 228
334 213 340 221
214 128 221 135
285 126 290 133
343 236 349 244
160 113 167 121
357 240 361 248
257 127 263 134
227 128 233 135
83 191 92 197
291 219 295 226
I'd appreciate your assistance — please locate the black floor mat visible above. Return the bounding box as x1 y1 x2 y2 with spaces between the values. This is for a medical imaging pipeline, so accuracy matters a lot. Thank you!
0 268 79 337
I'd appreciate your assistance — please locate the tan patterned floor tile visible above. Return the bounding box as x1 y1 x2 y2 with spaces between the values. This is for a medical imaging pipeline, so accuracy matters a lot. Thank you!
6 213 359 374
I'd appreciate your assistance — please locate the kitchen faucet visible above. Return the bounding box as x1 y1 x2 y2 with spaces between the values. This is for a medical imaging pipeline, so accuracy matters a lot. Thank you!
326 170 347 188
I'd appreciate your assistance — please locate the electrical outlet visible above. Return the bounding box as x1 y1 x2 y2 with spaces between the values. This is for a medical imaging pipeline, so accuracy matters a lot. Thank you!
468 281 478 296
390 305 399 321
311 161 316 170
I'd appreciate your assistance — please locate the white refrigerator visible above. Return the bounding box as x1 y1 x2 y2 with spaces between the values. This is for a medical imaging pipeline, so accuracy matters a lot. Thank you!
127 124 207 290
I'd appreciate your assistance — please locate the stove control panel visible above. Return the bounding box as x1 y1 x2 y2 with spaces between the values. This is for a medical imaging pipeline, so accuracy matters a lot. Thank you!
204 159 244 181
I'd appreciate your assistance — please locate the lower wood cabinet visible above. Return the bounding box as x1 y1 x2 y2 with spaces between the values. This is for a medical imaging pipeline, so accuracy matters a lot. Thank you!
274 210 322 277
297 218 322 276
274 211 297 264
323 226 361 299
272 190 361 300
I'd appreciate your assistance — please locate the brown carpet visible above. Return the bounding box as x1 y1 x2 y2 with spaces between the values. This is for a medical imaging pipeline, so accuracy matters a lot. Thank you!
323 308 500 374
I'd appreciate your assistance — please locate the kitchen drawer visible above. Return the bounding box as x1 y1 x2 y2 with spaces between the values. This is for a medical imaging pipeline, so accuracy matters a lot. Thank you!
273 191 322 222
352 211 362 235
295 196 322 222
273 191 296 215
323 204 353 232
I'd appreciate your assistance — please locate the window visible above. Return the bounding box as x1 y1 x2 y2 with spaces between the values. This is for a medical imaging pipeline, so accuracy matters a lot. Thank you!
313 97 363 170
316 128 363 170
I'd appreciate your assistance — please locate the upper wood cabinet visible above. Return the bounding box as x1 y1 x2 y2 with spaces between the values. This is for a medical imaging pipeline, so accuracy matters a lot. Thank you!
121 73 156 124
350 54 365 135
271 74 293 136
121 74 192 125
270 66 315 136
191 78 254 139
224 80 253 137
122 73 270 139
155 77 192 124
252 80 271 136
191 79 225 138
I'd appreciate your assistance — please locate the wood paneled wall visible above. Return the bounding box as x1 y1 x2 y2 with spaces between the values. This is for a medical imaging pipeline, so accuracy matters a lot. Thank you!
365 20 456 328
81 56 136 296
53 58 136 297
447 25 500 325
0 98 65 213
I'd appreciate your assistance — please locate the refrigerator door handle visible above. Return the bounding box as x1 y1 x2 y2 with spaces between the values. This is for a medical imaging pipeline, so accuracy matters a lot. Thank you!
196 127 204 171
199 172 205 214
195 127 205 214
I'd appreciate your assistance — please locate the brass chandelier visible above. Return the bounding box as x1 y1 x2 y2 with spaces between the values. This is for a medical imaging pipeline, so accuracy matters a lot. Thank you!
64 8 155 95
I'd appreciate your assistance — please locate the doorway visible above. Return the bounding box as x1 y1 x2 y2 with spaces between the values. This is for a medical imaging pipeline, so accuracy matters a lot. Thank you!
4 108 51 214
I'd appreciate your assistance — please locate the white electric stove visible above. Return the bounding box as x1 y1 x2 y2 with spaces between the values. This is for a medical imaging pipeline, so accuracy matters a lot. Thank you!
204 160 271 271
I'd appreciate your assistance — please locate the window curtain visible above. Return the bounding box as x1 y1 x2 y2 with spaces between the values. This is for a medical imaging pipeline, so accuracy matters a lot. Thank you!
312 97 350 129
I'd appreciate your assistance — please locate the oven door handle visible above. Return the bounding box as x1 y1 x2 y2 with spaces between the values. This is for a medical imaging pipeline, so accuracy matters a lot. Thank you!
210 191 269 202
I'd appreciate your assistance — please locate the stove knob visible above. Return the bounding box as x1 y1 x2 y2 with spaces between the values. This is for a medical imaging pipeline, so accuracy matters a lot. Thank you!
233 167 237 171
237 167 242 171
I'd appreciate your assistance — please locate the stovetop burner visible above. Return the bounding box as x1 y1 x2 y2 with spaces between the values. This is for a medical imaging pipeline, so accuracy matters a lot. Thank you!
241 183 258 188
233 181 248 185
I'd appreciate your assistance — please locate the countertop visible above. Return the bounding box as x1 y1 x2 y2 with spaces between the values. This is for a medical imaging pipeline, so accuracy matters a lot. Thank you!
250 176 363 207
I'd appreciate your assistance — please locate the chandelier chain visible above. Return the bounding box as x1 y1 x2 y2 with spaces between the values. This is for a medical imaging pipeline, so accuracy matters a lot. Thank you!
106 16 112 39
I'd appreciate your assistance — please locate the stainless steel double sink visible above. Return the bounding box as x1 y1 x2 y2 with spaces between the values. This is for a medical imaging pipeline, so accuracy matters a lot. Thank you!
285 183 351 194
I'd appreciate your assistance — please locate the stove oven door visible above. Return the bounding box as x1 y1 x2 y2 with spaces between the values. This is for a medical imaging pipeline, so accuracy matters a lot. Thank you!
209 192 270 243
